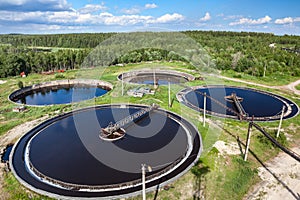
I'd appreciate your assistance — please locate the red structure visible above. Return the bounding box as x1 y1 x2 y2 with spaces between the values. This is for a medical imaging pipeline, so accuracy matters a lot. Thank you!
20 72 26 77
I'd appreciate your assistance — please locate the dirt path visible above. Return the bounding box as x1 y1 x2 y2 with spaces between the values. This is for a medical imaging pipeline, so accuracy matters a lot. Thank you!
207 74 300 200
213 74 300 96
0 116 48 149
0 116 48 199
245 147 300 200
286 79 300 96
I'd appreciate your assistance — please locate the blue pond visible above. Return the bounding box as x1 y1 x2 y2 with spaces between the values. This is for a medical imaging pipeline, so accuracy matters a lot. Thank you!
14 86 108 105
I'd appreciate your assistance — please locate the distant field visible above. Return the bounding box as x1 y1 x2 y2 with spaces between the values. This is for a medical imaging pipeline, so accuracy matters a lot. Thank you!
0 43 11 46
27 46 84 52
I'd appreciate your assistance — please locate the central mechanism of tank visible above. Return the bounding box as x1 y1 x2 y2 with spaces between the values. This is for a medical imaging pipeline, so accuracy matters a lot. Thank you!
99 104 159 141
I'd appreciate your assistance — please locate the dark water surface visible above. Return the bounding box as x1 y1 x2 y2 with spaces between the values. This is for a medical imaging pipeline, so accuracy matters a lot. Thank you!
11 105 201 198
125 73 188 85
1 145 13 162
183 86 299 120
29 107 187 185
14 86 108 105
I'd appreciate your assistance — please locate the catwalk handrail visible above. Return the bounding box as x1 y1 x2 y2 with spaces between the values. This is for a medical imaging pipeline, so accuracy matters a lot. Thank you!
251 122 300 162
27 151 187 191
178 84 247 120
102 104 159 134
178 85 290 121
231 93 247 119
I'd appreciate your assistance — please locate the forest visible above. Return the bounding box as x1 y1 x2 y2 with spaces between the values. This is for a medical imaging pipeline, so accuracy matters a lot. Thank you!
0 31 300 78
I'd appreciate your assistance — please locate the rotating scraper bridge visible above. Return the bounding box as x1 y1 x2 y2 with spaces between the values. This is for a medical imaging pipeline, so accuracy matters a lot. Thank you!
11 104 202 199
177 85 300 163
177 85 294 121
100 104 159 141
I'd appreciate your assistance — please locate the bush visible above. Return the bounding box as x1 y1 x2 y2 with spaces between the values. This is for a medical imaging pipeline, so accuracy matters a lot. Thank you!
17 81 23 89
233 74 242 78
55 73 65 79
256 129 287 148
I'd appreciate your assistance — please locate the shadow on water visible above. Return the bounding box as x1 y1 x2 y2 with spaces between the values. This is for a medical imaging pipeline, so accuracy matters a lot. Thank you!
217 124 300 200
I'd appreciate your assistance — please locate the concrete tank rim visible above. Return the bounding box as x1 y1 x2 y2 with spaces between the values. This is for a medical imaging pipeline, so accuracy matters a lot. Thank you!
10 103 202 199
8 79 113 107
177 84 300 122
117 69 195 83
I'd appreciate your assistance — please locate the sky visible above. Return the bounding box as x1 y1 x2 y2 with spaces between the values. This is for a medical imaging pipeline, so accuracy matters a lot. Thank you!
0 0 299 35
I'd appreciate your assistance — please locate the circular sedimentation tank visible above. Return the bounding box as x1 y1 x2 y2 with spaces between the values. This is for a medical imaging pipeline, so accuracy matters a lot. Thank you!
177 85 299 121
118 69 195 85
9 79 112 106
10 104 202 199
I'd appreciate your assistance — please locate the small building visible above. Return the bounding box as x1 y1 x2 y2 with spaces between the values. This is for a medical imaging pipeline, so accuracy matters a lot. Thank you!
57 69 65 73
269 43 276 48
138 87 155 95
127 88 144 97
127 87 155 97
20 72 26 77
12 106 26 112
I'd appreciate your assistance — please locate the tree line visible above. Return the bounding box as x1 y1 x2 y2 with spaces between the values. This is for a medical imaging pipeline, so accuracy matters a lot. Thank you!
0 31 300 78
0 46 90 77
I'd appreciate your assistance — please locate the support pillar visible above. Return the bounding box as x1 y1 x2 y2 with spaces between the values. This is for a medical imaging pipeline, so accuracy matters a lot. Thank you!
244 122 253 161
276 106 285 138
142 164 146 200
168 81 171 108
121 73 124 96
203 92 206 127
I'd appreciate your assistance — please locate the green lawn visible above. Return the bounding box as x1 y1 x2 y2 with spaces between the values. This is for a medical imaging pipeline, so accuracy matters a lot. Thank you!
1 61 299 200
222 69 300 86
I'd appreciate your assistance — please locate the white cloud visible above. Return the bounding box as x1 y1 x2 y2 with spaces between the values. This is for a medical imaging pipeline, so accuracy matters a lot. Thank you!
200 12 211 21
0 1 183 32
275 17 300 24
153 13 184 23
275 17 293 24
99 13 183 25
121 7 141 15
99 12 113 18
101 14 153 25
0 9 184 27
0 0 72 11
145 3 158 9
223 15 243 20
78 4 107 14
47 11 77 23
121 3 158 14
229 15 272 26
0 10 46 22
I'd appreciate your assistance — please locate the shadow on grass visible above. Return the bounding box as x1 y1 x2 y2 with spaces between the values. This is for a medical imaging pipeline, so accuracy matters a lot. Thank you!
220 124 300 200
191 160 210 200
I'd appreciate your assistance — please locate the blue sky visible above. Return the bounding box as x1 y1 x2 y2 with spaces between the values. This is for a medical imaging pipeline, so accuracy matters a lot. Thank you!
0 0 299 35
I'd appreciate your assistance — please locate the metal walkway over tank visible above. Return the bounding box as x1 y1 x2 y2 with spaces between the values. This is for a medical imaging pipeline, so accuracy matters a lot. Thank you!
101 104 159 136
225 92 247 120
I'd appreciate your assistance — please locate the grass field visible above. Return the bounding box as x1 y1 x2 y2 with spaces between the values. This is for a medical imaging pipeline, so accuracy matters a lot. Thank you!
0 61 299 200
221 69 300 86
